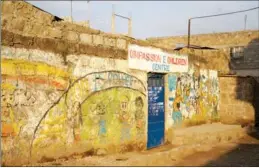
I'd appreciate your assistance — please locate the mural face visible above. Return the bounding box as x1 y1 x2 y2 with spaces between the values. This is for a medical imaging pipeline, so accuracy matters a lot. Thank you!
80 88 146 146
168 68 219 127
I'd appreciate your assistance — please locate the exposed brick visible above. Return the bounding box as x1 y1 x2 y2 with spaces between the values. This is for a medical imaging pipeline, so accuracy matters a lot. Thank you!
79 33 92 45
1 1 15 16
93 35 103 46
219 76 255 124
33 37 58 54
1 30 14 46
48 27 62 39
63 31 79 42
13 33 33 47
30 24 45 36
2 30 129 61
9 18 27 33
116 38 127 49
13 2 33 19
56 40 68 54
104 37 116 47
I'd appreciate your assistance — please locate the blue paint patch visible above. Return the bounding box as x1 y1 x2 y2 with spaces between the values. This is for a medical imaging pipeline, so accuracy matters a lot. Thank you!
108 72 132 87
169 97 175 101
172 111 182 126
168 75 177 91
98 119 107 136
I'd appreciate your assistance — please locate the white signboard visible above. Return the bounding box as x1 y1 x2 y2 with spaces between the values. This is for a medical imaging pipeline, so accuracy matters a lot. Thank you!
128 44 188 73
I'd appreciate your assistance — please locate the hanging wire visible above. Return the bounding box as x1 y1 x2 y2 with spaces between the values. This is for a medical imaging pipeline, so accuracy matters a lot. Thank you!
191 6 259 20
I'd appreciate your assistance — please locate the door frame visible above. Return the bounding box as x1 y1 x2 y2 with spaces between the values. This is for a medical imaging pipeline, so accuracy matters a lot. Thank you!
146 72 166 149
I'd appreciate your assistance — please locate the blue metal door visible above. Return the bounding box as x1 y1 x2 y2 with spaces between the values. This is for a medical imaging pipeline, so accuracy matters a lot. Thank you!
147 73 165 149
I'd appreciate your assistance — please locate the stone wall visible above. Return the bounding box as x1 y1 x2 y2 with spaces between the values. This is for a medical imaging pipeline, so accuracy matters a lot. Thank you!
1 1 232 75
147 30 259 76
1 1 176 58
219 76 255 125
147 30 259 49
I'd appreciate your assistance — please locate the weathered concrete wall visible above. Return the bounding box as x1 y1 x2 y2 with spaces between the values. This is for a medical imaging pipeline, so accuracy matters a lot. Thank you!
219 76 255 125
1 1 176 58
1 46 147 165
147 30 259 76
1 1 232 74
147 30 259 49
176 48 230 75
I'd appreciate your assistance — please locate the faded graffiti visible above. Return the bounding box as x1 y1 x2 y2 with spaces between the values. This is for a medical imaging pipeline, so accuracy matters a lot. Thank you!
119 95 131 141
90 71 146 93
135 96 145 139
31 70 146 153
168 68 219 127
1 48 148 164
80 88 146 145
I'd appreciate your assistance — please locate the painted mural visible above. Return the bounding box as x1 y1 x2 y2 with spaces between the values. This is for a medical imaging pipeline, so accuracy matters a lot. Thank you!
1 46 220 165
31 71 147 158
168 68 219 127
1 48 147 164
1 56 68 164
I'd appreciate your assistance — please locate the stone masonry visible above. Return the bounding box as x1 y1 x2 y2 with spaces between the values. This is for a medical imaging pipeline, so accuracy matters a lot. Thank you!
147 30 259 76
1 1 232 75
147 30 259 49
219 76 255 124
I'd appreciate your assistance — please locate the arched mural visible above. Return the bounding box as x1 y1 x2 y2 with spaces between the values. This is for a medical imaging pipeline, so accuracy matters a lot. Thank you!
31 71 147 157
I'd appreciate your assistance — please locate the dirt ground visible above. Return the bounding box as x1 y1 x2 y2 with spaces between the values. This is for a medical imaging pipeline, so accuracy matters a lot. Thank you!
176 132 259 167
24 131 259 167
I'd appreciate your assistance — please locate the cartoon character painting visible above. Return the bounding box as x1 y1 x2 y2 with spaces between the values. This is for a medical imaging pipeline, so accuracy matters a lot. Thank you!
96 103 107 144
172 78 183 126
118 95 131 142
88 101 107 144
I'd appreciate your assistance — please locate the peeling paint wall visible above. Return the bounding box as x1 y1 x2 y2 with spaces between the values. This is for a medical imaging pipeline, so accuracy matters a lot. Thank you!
1 46 148 165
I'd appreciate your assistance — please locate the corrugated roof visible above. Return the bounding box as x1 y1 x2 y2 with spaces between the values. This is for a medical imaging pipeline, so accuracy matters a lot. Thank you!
173 44 217 51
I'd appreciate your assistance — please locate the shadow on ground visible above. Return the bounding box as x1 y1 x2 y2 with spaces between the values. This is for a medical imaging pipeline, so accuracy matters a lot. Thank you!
202 131 259 167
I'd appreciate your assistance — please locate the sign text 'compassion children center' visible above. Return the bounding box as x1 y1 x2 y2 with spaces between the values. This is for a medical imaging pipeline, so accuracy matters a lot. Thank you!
128 45 188 73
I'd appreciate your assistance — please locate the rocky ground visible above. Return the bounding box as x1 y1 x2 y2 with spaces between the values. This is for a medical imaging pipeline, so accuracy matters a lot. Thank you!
23 126 259 167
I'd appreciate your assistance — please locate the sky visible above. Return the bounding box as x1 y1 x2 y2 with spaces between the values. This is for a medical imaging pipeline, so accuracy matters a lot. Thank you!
27 1 259 39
